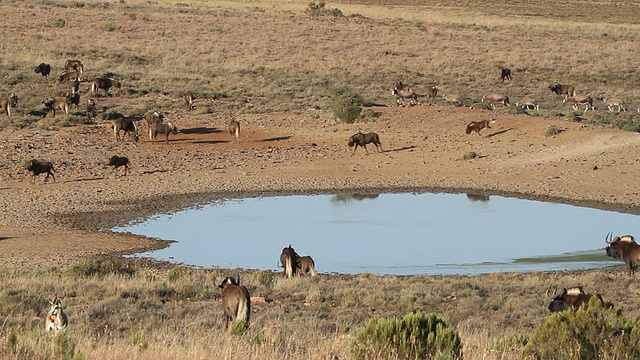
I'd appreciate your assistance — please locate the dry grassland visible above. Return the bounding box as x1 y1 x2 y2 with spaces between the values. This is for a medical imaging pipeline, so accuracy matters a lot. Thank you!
2 0 640 359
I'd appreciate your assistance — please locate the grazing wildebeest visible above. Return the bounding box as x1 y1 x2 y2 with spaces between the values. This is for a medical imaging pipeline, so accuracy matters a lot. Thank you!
218 277 251 330
149 122 177 142
90 77 121 97
229 119 240 139
481 94 510 108
65 91 80 109
43 97 69 117
280 245 298 279
516 97 539 111
500 68 512 83
296 255 318 276
34 63 51 81
392 86 419 106
108 155 130 176
26 159 55 183
348 132 383 155
86 98 97 122
0 93 19 116
112 118 139 142
64 59 84 74
548 83 576 97
563 95 594 112
605 232 640 277
603 98 626 112
45 294 68 335
184 91 195 110
546 286 603 313
465 120 495 136
58 70 81 83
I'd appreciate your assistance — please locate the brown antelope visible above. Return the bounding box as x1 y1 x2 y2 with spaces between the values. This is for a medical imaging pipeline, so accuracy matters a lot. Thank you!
466 120 496 136
0 93 19 116
563 95 594 112
603 98 626 112
516 97 539 111
218 277 251 330
184 91 195 110
481 94 510 108
45 294 68 334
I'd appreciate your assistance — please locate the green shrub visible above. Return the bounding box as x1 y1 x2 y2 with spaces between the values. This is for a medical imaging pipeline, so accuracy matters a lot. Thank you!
329 86 362 123
230 321 249 335
132 330 148 350
166 267 184 282
101 23 120 32
49 18 66 28
350 311 462 360
545 125 562 137
306 2 343 17
523 297 640 359
69 257 135 278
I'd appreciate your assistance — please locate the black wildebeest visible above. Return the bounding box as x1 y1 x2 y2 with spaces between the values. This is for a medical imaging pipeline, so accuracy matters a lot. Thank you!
548 83 576 97
86 98 97 122
605 232 640 277
0 93 19 116
112 118 139 142
34 63 51 81
64 59 84 74
466 120 496 136
91 77 121 97
26 159 55 183
218 277 251 330
229 119 240 139
546 286 603 312
280 245 298 279
500 68 512 83
348 132 383 155
108 156 130 176
296 255 317 276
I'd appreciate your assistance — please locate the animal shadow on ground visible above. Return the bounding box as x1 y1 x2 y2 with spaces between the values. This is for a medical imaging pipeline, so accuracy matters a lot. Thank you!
28 110 48 118
0 237 13 241
64 177 106 183
179 127 221 135
485 128 513 138
141 169 169 175
387 145 415 152
192 139 229 145
262 136 292 142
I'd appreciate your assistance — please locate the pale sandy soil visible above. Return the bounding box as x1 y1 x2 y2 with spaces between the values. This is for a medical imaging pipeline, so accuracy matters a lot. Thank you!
1 103 640 268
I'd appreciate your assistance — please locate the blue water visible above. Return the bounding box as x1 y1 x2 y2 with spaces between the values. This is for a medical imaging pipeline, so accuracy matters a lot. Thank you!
114 192 630 275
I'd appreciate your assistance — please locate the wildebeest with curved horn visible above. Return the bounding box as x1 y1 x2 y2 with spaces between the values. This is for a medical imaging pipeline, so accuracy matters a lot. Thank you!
348 132 383 155
605 232 640 277
218 276 251 330
546 286 603 312
280 245 298 279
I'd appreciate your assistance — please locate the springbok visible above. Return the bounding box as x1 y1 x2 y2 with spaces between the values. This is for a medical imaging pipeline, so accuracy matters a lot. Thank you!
280 245 298 279
218 277 251 330
45 294 68 334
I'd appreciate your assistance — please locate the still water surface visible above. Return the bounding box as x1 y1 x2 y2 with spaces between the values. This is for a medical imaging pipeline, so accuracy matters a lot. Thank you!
114 193 632 275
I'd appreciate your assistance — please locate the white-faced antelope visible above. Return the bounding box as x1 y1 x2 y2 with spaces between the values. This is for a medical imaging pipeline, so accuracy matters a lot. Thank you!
481 94 510 109
603 98 626 112
218 277 251 330
45 294 68 334
391 83 419 106
563 95 594 112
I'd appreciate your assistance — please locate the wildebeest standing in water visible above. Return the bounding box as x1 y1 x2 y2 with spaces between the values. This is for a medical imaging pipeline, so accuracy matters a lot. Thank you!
26 159 55 183
348 132 383 155
108 156 130 176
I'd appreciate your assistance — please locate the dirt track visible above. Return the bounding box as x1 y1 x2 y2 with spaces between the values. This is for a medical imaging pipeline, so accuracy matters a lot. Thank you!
1 104 640 268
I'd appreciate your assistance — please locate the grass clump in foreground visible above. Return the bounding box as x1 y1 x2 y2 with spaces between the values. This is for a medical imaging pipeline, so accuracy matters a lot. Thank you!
350 311 462 360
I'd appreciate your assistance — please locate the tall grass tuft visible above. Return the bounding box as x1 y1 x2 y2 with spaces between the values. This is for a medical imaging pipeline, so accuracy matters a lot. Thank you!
350 311 462 360
329 86 362 124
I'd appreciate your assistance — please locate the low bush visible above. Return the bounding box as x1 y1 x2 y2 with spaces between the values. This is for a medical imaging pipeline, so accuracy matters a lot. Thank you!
350 311 462 360
329 86 362 124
